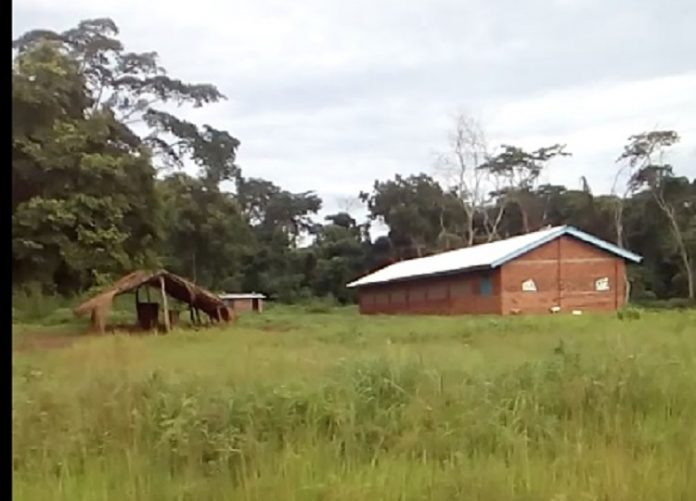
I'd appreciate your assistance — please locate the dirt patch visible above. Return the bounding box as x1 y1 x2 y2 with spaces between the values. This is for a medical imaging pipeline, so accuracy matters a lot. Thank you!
13 324 148 352
13 332 83 352
260 323 295 333
12 323 193 352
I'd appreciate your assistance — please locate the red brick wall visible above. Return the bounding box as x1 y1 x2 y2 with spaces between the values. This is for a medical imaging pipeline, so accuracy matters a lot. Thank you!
357 269 502 315
228 298 263 313
500 235 626 314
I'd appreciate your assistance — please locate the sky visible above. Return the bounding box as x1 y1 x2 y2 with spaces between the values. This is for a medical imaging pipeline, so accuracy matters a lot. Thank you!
13 0 696 224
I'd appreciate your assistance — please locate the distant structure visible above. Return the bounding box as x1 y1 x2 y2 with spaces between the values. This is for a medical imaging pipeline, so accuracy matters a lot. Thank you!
347 226 642 316
74 270 233 333
219 293 266 313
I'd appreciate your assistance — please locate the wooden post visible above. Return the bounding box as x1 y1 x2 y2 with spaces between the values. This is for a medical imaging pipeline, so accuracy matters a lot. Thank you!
557 238 563 310
91 309 105 334
160 276 170 333
134 287 140 330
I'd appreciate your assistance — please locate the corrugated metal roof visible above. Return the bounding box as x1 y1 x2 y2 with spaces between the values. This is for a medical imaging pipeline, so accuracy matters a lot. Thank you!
347 225 642 288
219 293 266 300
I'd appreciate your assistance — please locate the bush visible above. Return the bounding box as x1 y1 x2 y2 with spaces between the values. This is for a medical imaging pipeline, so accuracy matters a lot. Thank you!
303 295 339 313
12 283 73 322
635 298 696 310
617 306 642 320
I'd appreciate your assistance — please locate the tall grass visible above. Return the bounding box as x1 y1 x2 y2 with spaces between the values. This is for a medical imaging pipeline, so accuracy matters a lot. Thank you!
12 308 696 500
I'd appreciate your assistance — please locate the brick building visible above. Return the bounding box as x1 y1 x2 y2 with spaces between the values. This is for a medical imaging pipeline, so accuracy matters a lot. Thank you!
347 226 642 315
219 293 266 313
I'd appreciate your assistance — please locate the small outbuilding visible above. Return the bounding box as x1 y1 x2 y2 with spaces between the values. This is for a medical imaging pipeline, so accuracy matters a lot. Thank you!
347 225 642 316
74 269 233 333
219 293 266 313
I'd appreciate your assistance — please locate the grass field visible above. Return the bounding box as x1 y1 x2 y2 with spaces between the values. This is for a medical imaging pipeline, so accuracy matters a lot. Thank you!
12 306 696 500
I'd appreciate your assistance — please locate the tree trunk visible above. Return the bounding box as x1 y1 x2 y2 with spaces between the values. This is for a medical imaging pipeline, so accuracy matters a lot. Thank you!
159 276 170 333
670 218 694 299
464 206 475 247
484 205 505 242
521 208 530 234
659 198 694 299
613 199 624 248
624 275 631 306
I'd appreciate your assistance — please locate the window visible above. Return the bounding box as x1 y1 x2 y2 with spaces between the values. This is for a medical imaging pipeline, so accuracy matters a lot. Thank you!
479 275 493 296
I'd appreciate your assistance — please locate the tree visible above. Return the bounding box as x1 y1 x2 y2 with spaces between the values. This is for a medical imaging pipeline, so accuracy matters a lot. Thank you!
360 174 465 259
237 177 322 246
158 174 253 289
12 39 160 292
308 213 369 303
619 131 694 299
478 144 571 235
435 114 490 246
233 177 322 300
12 18 245 294
13 18 240 186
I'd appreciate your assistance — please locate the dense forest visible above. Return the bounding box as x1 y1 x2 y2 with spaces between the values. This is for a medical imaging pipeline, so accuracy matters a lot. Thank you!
12 19 696 303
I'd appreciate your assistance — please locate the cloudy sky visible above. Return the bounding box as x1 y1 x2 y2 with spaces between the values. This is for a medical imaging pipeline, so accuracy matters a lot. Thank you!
13 0 696 219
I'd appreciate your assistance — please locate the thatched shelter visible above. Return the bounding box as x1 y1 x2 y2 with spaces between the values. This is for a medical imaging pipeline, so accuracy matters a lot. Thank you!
74 270 232 333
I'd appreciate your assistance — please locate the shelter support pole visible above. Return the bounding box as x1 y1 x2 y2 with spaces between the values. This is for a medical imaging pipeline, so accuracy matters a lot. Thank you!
160 276 171 333
91 309 105 334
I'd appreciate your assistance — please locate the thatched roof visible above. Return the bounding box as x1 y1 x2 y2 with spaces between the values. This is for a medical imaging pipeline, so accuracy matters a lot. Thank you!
74 270 230 329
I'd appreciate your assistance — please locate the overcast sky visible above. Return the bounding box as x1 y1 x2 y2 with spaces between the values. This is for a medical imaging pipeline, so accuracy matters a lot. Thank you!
13 0 696 221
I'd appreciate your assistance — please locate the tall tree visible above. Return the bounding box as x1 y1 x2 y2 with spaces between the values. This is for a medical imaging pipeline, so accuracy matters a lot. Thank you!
237 177 322 246
360 174 465 259
619 131 694 299
12 18 246 293
158 174 252 289
435 114 490 246
308 213 369 303
478 144 571 235
12 40 160 292
13 18 240 185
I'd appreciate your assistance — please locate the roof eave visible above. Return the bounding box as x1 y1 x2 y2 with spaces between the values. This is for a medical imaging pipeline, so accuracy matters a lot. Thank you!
347 263 494 289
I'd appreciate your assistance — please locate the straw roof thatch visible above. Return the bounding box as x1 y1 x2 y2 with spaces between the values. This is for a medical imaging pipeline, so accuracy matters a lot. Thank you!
74 269 230 331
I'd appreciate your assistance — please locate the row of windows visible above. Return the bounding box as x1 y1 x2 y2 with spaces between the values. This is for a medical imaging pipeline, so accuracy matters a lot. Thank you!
366 275 494 305
367 274 612 306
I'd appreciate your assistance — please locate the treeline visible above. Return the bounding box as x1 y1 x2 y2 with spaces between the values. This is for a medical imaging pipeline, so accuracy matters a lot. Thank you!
12 19 696 303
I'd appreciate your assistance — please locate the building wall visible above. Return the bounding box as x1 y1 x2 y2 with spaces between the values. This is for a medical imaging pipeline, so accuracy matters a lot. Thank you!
227 298 263 313
500 235 626 314
357 269 502 315
357 235 629 316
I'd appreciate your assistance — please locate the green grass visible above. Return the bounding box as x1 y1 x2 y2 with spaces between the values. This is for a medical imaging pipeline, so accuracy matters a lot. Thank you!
12 306 696 500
